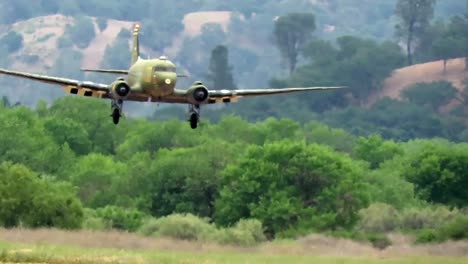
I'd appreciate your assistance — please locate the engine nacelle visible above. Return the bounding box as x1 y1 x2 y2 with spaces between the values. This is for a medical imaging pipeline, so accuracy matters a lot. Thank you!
186 82 209 104
110 80 131 99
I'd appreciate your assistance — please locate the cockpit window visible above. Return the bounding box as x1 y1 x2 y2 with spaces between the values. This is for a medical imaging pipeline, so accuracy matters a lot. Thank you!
154 66 176 72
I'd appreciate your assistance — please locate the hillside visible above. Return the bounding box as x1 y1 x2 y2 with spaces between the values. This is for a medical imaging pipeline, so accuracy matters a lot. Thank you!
370 58 468 104
5 12 234 71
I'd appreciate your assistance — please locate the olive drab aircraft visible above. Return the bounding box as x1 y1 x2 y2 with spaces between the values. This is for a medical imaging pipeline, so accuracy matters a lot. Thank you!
0 23 344 129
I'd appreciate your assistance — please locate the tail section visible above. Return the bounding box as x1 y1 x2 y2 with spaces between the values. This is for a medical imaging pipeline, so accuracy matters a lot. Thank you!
132 23 141 65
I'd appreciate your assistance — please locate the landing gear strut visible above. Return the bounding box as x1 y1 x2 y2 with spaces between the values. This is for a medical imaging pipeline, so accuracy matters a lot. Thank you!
188 104 200 129
111 99 123 125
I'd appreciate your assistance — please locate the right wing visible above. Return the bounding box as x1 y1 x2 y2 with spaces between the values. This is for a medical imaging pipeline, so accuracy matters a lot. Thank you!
0 68 110 98
206 86 345 104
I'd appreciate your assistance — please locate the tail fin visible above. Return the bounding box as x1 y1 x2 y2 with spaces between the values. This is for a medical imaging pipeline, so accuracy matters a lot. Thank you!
131 23 141 65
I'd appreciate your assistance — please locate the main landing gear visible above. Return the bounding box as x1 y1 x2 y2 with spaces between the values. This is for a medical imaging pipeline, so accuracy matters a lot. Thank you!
111 99 123 124
188 104 200 129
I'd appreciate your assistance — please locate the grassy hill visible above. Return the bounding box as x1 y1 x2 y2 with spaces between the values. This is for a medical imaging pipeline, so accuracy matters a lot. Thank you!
371 58 468 106
5 13 234 71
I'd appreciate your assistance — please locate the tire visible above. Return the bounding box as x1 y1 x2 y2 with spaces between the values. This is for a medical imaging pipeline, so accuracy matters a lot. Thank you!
112 108 120 124
190 113 198 129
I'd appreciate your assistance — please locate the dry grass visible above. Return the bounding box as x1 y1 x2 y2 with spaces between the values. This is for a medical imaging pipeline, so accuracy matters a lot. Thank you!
369 58 468 106
1 228 467 258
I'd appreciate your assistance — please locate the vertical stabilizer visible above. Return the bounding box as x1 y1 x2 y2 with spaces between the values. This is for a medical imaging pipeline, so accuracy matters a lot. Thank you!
132 23 141 65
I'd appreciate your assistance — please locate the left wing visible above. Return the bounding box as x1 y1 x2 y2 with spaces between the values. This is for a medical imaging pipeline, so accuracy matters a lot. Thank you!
0 68 110 97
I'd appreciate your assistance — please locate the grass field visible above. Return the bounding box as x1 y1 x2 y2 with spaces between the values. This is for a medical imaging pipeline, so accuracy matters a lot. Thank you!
0 229 467 264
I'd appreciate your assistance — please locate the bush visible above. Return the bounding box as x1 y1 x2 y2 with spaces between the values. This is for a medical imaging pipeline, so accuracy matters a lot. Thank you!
138 214 216 241
357 203 400 233
81 208 110 231
95 206 146 232
437 216 468 241
138 214 266 246
400 206 460 231
416 216 468 243
0 162 83 229
327 230 392 249
416 229 438 243
216 219 266 246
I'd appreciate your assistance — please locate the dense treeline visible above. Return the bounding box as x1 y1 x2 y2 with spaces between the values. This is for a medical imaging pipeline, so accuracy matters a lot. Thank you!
0 97 466 246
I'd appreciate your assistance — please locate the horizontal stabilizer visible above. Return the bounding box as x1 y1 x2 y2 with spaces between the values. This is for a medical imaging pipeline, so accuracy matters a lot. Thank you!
81 69 129 75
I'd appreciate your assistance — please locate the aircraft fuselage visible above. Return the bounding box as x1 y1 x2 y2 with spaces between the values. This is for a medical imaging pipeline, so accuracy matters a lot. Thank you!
127 57 177 98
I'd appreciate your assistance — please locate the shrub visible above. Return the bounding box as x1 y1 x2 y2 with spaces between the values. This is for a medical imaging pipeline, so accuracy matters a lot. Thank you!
416 216 468 243
400 206 460 231
437 216 468 241
138 214 216 241
416 229 438 243
216 219 266 246
81 208 110 231
138 215 266 246
357 203 400 233
95 206 146 232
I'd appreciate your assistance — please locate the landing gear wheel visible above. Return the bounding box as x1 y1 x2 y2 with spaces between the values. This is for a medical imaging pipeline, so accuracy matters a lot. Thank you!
190 113 198 129
112 108 120 124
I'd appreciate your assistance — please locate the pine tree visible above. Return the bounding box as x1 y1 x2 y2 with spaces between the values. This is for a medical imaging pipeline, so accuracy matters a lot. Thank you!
206 45 236 90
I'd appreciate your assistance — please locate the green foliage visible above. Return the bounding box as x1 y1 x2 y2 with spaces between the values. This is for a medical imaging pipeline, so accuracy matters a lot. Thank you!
322 98 457 141
0 162 83 229
357 203 400 233
138 214 266 246
138 213 216 241
147 142 243 218
400 206 461 231
416 216 468 243
402 81 458 111
0 31 23 52
95 206 146 232
365 160 420 209
354 135 403 169
66 154 128 208
215 141 370 237
402 141 468 207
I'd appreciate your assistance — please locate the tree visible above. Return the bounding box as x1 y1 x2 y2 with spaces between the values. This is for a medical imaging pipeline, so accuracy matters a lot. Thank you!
147 141 243 218
432 36 464 72
215 141 370 237
402 140 468 207
0 162 83 228
273 13 316 74
66 153 128 208
395 0 436 65
354 135 403 169
402 81 458 111
206 45 236 90
67 16 96 49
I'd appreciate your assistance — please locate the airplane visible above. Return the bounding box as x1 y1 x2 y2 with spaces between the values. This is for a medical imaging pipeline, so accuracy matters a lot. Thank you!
0 23 344 129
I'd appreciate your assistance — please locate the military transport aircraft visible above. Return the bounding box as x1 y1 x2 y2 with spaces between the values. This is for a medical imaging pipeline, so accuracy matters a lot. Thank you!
0 23 344 129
